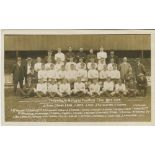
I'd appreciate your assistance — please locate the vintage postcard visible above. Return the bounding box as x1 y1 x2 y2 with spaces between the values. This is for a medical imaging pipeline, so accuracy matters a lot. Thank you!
1 29 155 125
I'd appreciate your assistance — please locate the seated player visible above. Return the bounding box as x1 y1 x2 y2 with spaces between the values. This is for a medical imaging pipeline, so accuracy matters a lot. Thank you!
47 79 60 98
87 79 101 97
107 58 117 71
99 65 108 84
19 76 35 98
126 79 138 97
47 63 57 81
38 64 48 82
55 58 64 71
114 79 127 97
59 79 71 97
65 57 76 70
45 57 52 70
77 62 88 82
76 58 86 70
65 64 78 88
87 57 97 70
110 65 120 83
34 57 42 72
57 65 66 83
34 79 47 97
102 76 114 97
106 65 113 79
88 63 99 81
137 73 147 97
97 58 106 72
73 77 87 96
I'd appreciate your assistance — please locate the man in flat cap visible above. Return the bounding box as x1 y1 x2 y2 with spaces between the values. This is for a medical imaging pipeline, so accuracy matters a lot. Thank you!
137 73 147 97
135 58 146 78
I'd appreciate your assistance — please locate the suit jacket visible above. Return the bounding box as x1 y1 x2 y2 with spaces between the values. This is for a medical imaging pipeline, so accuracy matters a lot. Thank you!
24 61 34 77
12 63 25 82
135 63 146 76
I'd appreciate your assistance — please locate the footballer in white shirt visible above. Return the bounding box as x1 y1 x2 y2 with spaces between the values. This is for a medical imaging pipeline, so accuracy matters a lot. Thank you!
76 58 86 70
34 57 42 72
73 77 87 96
114 79 127 97
48 63 57 80
65 57 77 70
38 64 47 81
88 63 99 80
77 63 88 82
59 79 71 97
35 79 47 97
97 47 107 60
47 79 60 97
102 76 114 97
54 48 65 62
87 57 97 70
87 79 101 96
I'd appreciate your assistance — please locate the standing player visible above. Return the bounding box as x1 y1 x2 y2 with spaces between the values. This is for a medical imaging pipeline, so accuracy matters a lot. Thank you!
38 64 47 82
97 46 107 61
107 58 117 71
34 57 42 72
87 79 101 97
87 48 96 62
76 48 86 62
66 46 75 62
55 48 65 62
102 76 114 97
45 57 52 70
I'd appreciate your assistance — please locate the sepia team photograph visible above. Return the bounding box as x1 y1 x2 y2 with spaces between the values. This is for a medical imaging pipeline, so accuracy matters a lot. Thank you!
1 30 153 125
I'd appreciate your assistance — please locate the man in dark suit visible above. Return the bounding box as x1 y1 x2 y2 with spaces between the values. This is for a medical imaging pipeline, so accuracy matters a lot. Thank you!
12 57 25 95
24 57 34 83
76 48 86 62
107 51 119 64
66 46 75 62
135 58 146 78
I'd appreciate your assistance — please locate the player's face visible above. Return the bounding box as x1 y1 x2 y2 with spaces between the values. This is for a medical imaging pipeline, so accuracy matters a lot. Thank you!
79 48 83 52
90 58 95 63
58 48 61 53
110 52 114 56
91 64 95 69
27 78 31 83
123 58 127 62
61 65 65 71
68 47 72 52
79 58 83 62
90 49 93 53
37 57 41 62
110 58 114 63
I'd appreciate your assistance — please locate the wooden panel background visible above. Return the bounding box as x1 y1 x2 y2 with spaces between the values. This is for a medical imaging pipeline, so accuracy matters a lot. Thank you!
4 34 151 51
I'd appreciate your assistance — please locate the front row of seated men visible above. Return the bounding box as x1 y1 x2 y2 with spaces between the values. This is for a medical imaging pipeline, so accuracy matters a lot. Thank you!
19 72 147 98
